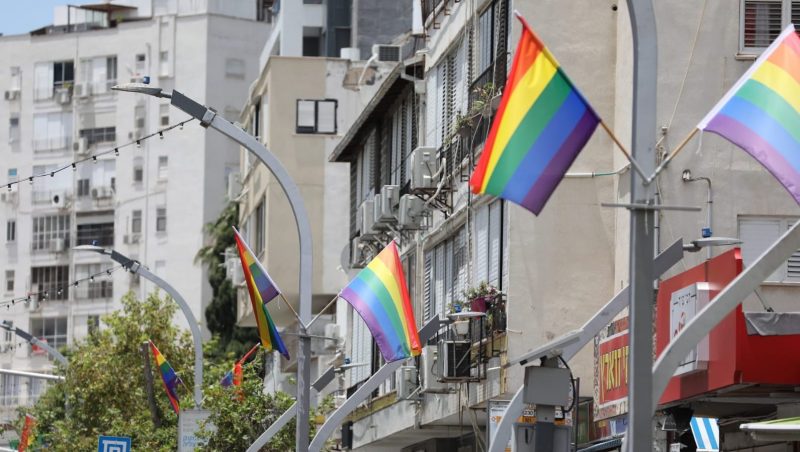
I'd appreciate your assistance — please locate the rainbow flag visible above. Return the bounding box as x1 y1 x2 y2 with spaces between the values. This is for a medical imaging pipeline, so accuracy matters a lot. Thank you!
149 340 183 414
340 241 421 362
233 227 290 360
470 14 600 215
220 343 259 387
698 24 800 205
17 414 35 452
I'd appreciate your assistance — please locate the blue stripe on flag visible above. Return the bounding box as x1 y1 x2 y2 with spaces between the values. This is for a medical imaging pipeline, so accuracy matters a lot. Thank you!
691 417 706 450
703 417 719 450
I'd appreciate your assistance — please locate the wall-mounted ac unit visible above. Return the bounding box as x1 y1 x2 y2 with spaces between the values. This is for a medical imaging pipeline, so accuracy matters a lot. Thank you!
91 186 113 199
51 191 66 208
359 199 377 238
410 147 437 191
350 237 367 269
74 137 89 155
373 44 402 62
50 237 66 253
56 88 72 105
4 90 19 101
374 185 399 225
123 234 141 245
398 194 425 230
421 345 445 391
74 83 92 98
397 366 419 399
438 340 471 380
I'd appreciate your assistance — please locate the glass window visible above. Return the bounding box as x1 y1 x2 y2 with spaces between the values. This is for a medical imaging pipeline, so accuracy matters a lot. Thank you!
739 216 800 282
31 215 70 252
77 179 90 197
158 156 168 180
30 317 68 350
78 127 115 147
156 207 167 232
31 266 69 301
225 58 245 79
740 0 800 53
5 270 13 293
75 264 113 300
160 104 170 127
6 220 15 242
131 210 142 234
8 115 20 144
76 222 114 247
133 157 144 183
296 99 337 134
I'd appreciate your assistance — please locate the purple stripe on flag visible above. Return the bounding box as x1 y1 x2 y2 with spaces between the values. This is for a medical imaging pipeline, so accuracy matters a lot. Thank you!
707 114 800 204
340 287 405 362
521 110 600 214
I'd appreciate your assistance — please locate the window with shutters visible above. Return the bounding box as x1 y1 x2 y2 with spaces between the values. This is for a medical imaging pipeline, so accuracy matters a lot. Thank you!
740 0 800 53
739 216 800 282
296 99 337 134
349 307 373 387
473 200 505 288
423 225 469 321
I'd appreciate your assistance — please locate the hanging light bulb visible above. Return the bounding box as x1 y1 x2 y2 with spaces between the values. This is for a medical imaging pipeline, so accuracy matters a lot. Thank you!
179 122 184 130
90 276 95 282
72 163 77 171
92 155 98 163
28 177 33 185
6 185 11 191
74 281 79 287
136 140 141 148
114 148 119 156
159 131 164 139
50 172 55 177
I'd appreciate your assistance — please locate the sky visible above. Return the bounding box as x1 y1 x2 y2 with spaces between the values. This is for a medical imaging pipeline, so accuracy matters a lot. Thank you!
0 0 92 36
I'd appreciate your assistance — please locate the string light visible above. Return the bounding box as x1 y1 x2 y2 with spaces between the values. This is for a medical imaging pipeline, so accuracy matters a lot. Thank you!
0 119 193 190
0 265 123 311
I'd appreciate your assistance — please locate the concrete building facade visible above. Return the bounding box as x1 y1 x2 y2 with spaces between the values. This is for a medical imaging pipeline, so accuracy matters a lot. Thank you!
0 0 269 425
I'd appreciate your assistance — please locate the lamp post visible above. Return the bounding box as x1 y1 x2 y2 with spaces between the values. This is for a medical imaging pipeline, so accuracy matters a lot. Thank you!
112 83 314 451
0 321 68 366
73 245 204 408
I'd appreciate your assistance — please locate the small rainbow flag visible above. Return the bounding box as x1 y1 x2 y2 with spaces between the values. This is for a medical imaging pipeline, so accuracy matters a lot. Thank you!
340 241 421 362
149 340 183 414
470 13 600 215
220 343 259 388
698 24 800 205
233 227 290 360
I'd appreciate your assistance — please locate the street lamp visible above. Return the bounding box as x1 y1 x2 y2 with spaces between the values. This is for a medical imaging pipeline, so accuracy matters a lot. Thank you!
112 83 315 451
73 245 204 408
0 320 68 366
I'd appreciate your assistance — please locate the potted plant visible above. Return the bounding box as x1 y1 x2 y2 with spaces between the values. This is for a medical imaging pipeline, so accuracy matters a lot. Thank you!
462 282 501 313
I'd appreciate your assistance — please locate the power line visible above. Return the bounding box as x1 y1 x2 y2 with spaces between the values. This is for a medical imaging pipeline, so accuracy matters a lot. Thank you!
1 265 125 310
4 118 195 191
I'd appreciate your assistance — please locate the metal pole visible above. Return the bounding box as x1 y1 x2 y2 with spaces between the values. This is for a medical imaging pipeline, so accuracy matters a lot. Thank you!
141 341 163 427
625 0 658 450
169 90 315 452
0 369 64 381
0 322 68 366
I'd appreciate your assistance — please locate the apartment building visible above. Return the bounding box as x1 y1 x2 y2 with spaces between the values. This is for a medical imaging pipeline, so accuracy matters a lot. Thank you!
0 0 269 424
329 0 800 451
233 0 413 400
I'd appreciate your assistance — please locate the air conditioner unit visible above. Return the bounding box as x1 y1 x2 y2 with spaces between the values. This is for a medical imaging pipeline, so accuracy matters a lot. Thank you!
373 44 402 62
410 147 437 191
350 237 367 269
74 137 89 155
56 87 72 105
359 199 377 238
398 194 425 230
421 345 445 391
227 172 242 200
397 366 419 399
4 90 19 101
374 185 399 225
50 237 66 253
91 186 112 199
51 191 66 208
123 234 141 245
439 340 471 380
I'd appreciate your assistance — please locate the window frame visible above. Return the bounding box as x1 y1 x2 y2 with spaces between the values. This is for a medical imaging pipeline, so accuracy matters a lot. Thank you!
6 220 15 243
739 0 796 54
156 207 167 233
739 216 800 282
295 99 338 134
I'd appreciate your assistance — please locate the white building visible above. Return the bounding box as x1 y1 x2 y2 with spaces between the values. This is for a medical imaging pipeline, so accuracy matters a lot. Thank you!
0 0 269 423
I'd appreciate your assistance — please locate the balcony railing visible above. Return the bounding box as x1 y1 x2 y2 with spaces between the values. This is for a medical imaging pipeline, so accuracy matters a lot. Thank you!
75 281 113 300
33 136 71 153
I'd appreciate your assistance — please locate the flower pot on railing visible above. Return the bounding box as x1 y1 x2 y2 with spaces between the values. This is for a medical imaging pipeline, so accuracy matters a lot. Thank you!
469 296 488 313
453 320 470 336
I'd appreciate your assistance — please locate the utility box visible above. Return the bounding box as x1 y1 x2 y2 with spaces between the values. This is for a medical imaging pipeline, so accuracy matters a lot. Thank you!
514 423 571 452
523 365 571 406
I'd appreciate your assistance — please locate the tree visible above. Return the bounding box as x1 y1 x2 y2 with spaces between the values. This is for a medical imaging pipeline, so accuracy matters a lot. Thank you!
196 201 256 359
19 292 193 451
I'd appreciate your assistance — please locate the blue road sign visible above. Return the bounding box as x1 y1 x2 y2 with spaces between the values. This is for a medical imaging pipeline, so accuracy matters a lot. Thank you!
98 435 131 452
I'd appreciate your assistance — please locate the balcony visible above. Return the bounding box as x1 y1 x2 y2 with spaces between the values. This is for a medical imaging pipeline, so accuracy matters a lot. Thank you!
74 281 113 300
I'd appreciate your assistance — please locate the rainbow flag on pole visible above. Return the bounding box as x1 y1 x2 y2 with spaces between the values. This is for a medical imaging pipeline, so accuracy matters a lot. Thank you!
149 340 182 414
340 241 421 362
233 227 290 360
470 13 600 215
698 24 800 205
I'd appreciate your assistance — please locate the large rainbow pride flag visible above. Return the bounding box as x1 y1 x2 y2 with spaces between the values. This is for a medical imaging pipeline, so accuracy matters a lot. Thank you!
340 241 421 362
470 13 600 215
233 227 290 360
149 340 183 414
698 24 800 205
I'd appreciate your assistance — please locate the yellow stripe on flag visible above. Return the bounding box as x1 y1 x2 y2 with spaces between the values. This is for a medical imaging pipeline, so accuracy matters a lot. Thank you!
752 60 800 115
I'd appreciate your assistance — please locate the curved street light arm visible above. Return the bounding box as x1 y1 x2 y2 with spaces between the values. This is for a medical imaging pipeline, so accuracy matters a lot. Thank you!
0 321 68 366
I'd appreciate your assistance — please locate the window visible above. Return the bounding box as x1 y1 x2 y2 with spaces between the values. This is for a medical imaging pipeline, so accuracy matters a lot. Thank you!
740 0 800 53
79 127 115 147
158 156 168 180
160 104 170 127
296 99 337 134
257 0 274 22
159 51 169 76
225 58 245 79
156 207 167 232
30 317 68 350
302 27 323 57
34 61 74 100
9 66 21 92
5 271 13 293
250 100 261 138
135 54 146 76
131 210 142 234
474 200 504 287
8 115 19 144
423 226 468 321
75 264 113 300
254 200 266 256
53 61 74 90
79 56 116 93
76 222 114 246
134 105 146 137
6 220 15 242
33 112 73 152
1 374 19 406
133 157 144 183
739 216 800 282
77 179 90 197
31 215 70 252
31 266 69 301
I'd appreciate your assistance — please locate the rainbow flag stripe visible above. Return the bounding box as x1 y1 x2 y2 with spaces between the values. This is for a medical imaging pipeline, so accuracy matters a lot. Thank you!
149 340 182 414
470 14 599 215
233 227 290 360
699 24 800 204
340 241 421 362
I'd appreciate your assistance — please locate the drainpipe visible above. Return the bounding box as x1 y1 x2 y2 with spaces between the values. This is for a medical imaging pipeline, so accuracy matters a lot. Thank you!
681 170 713 259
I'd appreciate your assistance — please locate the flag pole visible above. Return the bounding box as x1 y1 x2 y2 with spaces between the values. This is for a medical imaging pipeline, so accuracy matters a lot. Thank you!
648 128 700 182
599 120 651 182
306 294 340 330
238 343 261 364
277 293 305 328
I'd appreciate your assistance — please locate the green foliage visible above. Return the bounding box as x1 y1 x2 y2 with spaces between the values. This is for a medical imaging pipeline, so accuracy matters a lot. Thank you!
19 291 193 451
196 201 256 359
